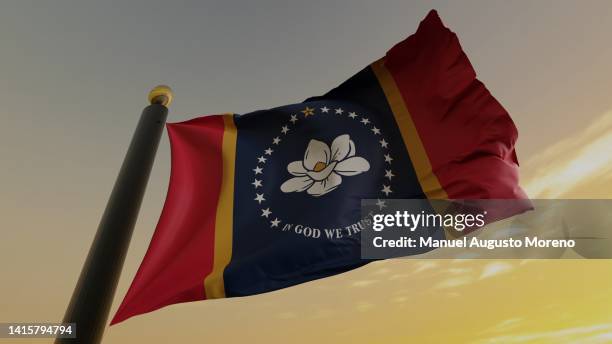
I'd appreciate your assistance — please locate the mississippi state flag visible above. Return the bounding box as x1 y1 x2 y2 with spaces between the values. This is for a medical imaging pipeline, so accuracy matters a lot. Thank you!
111 10 529 324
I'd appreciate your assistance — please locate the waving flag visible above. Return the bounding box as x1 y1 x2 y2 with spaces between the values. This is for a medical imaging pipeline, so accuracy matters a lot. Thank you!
111 10 529 324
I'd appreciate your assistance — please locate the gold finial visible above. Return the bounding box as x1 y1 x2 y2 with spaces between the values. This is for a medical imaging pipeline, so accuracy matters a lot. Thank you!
148 85 173 107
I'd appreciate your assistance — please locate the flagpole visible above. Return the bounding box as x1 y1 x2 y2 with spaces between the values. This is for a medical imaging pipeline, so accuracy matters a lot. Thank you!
55 86 173 344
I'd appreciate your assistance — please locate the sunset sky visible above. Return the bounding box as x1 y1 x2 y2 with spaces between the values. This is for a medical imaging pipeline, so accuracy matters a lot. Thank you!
1 1 612 343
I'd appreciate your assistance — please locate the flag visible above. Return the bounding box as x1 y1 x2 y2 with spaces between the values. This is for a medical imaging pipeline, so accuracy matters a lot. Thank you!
111 10 529 324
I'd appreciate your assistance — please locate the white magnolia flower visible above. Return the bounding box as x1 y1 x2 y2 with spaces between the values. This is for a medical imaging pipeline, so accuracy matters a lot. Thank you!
280 134 370 197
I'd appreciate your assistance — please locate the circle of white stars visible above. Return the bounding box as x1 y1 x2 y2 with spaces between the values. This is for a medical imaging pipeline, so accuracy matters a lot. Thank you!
252 105 396 230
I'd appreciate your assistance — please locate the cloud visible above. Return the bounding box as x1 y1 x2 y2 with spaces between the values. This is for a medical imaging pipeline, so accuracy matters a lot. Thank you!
391 296 409 304
474 323 612 343
523 110 612 198
479 262 514 280
355 301 375 312
447 267 472 275
413 261 438 273
388 273 411 281
372 267 392 275
435 276 473 289
350 280 379 287
481 318 523 334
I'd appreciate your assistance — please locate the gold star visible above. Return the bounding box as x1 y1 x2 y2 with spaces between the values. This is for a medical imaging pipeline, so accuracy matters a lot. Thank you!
301 107 315 117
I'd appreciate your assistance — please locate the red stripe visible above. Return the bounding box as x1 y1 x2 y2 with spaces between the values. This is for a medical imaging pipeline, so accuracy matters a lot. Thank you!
111 115 225 325
383 10 527 200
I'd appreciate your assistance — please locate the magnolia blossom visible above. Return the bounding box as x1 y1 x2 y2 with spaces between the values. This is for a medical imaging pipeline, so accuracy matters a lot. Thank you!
280 134 370 197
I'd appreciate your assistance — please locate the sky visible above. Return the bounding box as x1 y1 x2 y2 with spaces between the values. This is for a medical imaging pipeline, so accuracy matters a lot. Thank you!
1 0 612 343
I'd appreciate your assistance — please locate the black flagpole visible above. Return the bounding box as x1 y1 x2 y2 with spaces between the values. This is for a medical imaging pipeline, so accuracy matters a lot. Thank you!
56 86 173 344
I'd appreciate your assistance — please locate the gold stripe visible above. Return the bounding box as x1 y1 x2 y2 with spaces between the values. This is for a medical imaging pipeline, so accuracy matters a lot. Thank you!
371 60 457 239
371 59 447 199
204 114 237 298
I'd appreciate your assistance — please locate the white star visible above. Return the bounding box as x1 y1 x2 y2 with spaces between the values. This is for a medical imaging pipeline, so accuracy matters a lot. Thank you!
264 148 273 155
290 114 298 123
281 125 289 134
252 179 262 188
261 208 272 217
380 139 389 148
348 112 357 119
384 154 393 163
253 166 263 174
272 137 281 145
258 156 267 163
361 118 370 125
371 127 381 135
381 185 392 196
335 108 344 114
270 217 281 227
255 193 266 203
376 199 386 209
321 106 329 113
385 169 395 180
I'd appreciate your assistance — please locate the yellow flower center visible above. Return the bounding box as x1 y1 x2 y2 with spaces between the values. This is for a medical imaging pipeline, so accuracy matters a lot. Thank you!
313 161 327 172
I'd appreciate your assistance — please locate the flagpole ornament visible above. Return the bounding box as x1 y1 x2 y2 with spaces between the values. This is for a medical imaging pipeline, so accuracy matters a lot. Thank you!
148 85 173 107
